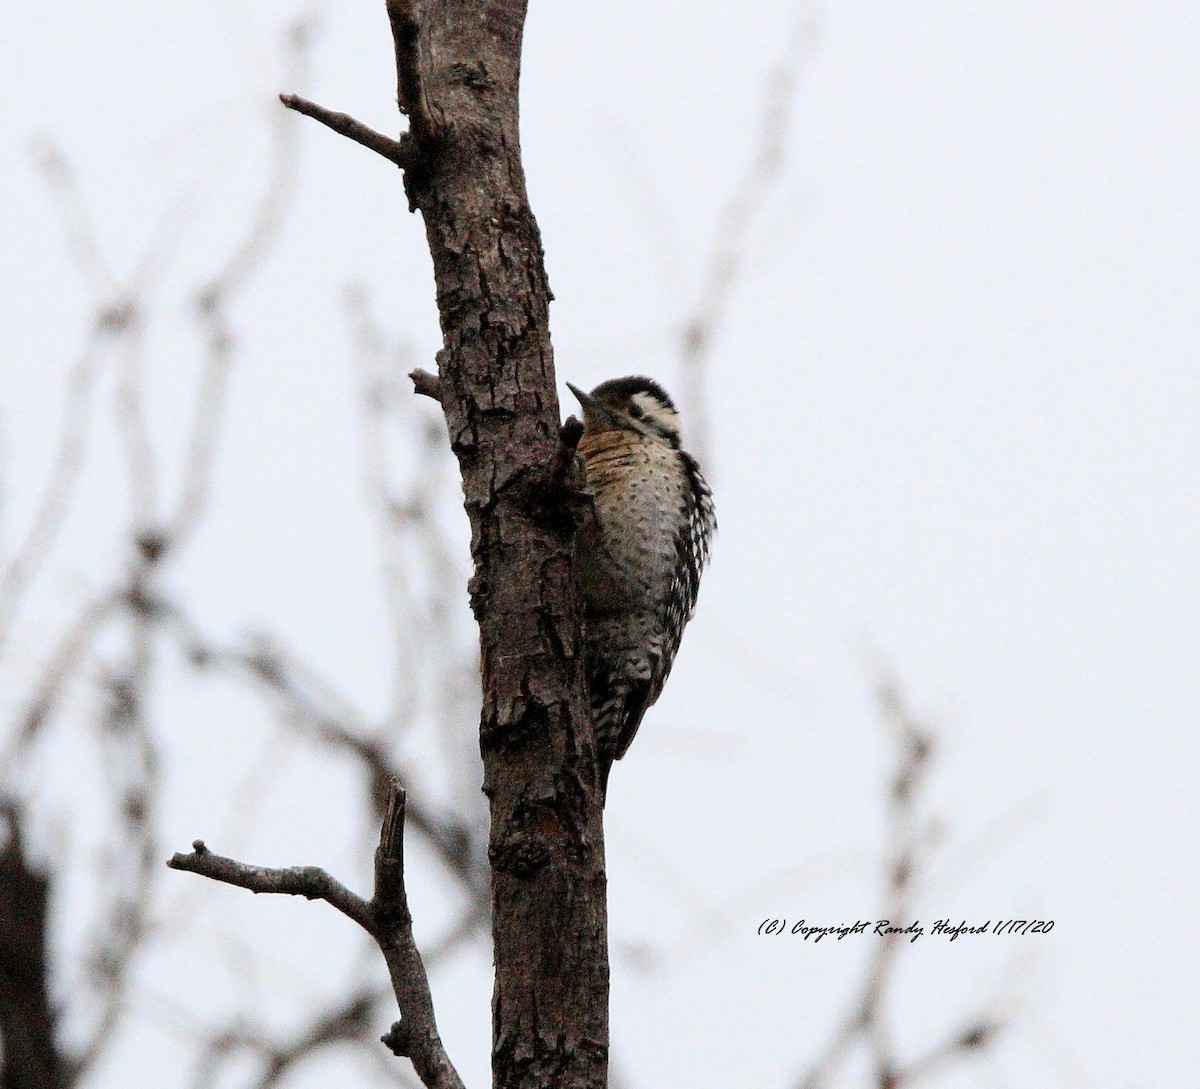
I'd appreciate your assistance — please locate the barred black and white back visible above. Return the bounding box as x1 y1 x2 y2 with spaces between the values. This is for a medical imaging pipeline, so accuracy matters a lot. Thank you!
567 376 716 800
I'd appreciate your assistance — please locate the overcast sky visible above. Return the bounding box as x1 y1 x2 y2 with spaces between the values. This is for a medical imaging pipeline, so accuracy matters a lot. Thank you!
2 2 1197 1087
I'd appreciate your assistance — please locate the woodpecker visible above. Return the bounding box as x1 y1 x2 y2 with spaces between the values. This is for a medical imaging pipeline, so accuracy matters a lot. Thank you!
566 376 716 800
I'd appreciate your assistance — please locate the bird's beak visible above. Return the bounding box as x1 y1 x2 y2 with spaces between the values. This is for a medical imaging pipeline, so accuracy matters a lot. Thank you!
566 382 612 432
565 382 594 409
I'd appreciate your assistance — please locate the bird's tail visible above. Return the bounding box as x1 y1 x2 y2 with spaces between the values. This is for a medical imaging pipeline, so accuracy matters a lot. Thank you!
592 676 650 806
598 752 615 805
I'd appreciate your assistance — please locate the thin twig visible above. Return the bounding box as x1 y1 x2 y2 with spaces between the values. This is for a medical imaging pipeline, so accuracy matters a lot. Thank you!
0 331 104 671
30 138 117 294
677 7 820 469
794 674 1008 1089
167 840 376 931
112 299 160 529
157 601 481 883
374 786 466 1089
214 19 313 301
180 977 400 1089
280 94 409 167
897 1018 1001 1088
1 592 120 772
345 287 423 732
69 613 163 1084
169 21 311 547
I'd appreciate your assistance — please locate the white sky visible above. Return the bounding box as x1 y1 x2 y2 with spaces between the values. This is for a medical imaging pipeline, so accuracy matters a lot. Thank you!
1 2 1197 1087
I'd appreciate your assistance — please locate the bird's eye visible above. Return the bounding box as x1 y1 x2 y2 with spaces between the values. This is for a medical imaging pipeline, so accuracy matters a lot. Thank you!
628 403 645 419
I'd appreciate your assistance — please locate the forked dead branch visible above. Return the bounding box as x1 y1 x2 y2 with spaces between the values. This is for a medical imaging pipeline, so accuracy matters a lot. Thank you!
169 783 465 1089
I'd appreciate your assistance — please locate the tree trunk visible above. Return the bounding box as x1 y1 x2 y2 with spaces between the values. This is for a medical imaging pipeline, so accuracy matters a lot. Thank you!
389 4 608 1088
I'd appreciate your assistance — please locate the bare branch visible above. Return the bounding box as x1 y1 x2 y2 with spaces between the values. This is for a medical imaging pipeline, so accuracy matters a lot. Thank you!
374 786 466 1089
409 367 443 402
678 7 820 468
188 993 379 1089
167 840 376 932
345 287 427 731
208 19 311 304
280 93 410 168
897 1018 1003 1088
1 592 120 772
168 22 312 548
30 138 117 294
178 915 480 1089
3 15 477 1089
156 600 482 886
168 781 466 1089
112 300 160 529
794 673 1007 1089
0 332 104 671
68 618 164 1084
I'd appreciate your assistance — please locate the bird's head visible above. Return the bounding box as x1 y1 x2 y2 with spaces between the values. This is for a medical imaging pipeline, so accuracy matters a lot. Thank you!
566 376 682 449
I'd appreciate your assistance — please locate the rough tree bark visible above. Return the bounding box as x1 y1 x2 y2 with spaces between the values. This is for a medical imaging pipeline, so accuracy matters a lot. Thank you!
393 8 608 1086
289 3 608 1087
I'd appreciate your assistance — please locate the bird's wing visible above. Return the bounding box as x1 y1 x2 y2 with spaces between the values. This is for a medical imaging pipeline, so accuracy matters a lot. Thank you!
649 452 716 708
